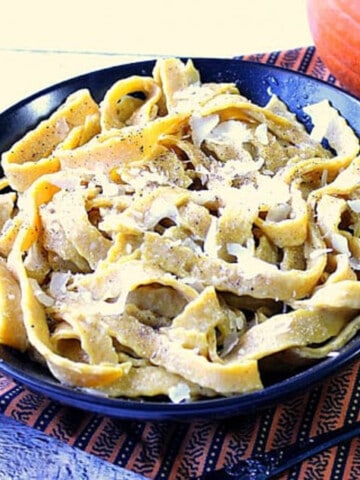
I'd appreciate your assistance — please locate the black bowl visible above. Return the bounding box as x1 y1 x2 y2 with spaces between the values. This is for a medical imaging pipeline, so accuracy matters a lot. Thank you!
1 58 360 421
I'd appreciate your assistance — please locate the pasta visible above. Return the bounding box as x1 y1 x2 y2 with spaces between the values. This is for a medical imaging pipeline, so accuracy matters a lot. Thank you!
1 57 360 402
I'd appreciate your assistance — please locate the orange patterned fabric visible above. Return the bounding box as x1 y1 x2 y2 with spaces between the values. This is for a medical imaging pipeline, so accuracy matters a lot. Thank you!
1 47 359 480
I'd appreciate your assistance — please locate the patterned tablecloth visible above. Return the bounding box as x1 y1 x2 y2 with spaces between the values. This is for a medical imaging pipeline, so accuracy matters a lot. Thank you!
1 46 360 480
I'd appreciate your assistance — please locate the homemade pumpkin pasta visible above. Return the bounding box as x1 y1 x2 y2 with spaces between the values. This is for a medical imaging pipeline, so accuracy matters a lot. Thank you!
1 57 360 402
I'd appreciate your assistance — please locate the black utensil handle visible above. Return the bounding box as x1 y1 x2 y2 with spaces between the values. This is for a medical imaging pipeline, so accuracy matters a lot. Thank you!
195 420 360 480
271 420 360 477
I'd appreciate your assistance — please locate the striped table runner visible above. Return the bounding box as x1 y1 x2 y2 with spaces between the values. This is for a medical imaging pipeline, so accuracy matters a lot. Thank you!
1 46 360 480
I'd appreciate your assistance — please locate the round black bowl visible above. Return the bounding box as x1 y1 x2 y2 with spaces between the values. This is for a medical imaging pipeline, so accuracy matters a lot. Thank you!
1 58 360 421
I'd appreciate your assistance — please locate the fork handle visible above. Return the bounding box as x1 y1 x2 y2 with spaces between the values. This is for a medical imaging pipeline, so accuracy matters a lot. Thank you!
271 420 360 477
195 420 360 480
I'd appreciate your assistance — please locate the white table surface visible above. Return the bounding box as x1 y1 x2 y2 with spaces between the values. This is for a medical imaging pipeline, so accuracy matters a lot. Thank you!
0 0 313 112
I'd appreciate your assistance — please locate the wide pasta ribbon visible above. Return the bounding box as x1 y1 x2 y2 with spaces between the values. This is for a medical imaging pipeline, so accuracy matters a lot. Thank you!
115 313 262 395
228 308 352 361
100 75 162 129
2 89 100 192
6 176 131 388
54 113 188 173
142 223 327 301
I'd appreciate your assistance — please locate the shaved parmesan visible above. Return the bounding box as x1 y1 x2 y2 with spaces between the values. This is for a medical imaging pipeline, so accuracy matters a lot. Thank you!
266 203 291 222
29 279 55 307
49 271 72 297
144 197 179 228
304 99 360 157
331 233 350 256
348 199 360 213
255 123 269 145
168 382 191 403
190 114 219 147
210 120 252 143
203 216 219 258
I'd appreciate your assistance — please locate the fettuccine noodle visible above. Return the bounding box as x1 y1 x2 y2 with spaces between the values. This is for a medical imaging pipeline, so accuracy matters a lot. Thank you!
1 58 360 402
